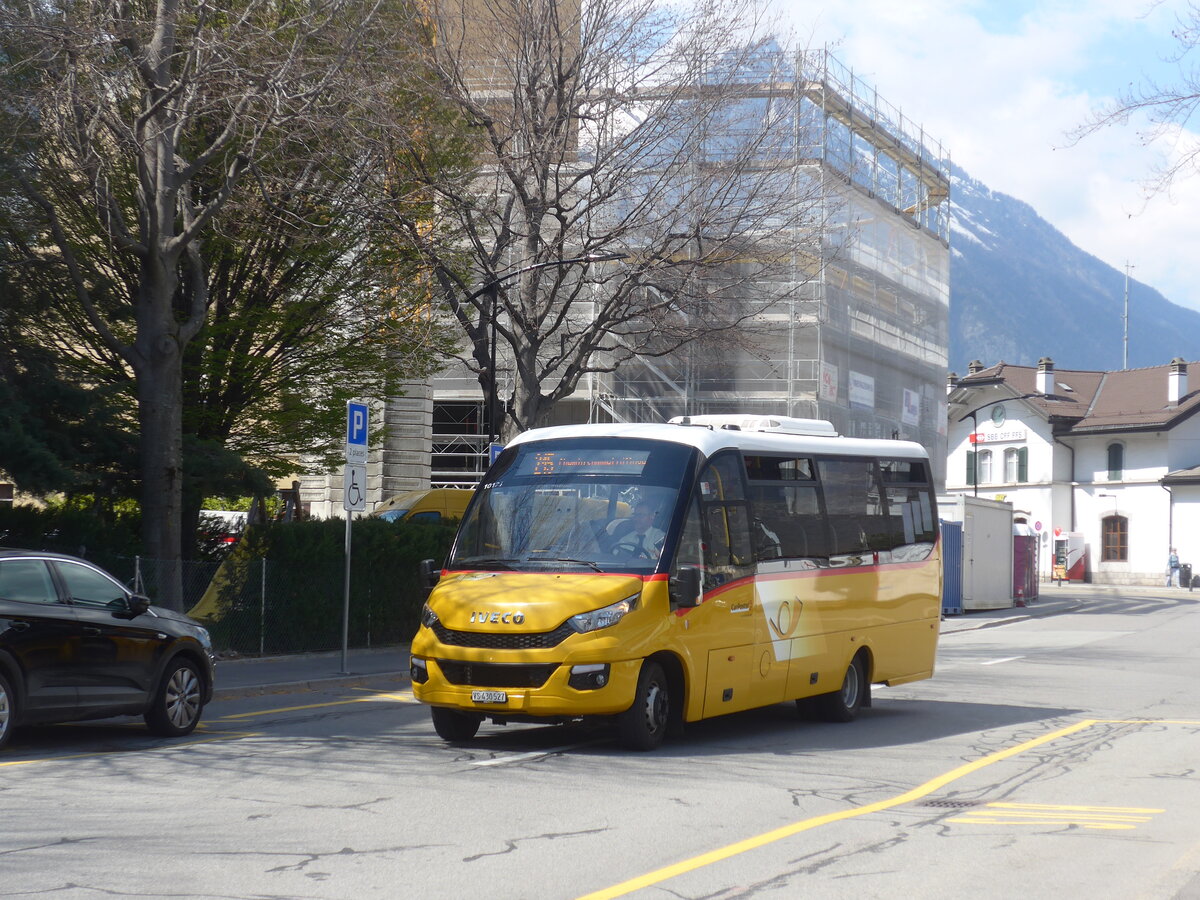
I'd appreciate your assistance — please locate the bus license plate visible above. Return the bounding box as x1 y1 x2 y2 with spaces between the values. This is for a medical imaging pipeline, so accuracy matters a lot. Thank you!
472 690 507 704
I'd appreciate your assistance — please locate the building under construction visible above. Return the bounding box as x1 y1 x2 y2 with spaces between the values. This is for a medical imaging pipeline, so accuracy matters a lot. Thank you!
302 50 951 516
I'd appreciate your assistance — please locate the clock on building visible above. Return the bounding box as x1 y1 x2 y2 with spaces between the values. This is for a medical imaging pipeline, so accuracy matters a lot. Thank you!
990 404 1007 427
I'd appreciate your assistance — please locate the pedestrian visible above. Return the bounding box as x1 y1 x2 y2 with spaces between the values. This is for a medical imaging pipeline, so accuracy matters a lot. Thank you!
1167 547 1181 587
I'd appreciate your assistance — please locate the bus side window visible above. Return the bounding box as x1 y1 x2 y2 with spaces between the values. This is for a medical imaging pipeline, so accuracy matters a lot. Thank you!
673 453 754 597
817 458 891 556
697 452 754 582
880 460 937 556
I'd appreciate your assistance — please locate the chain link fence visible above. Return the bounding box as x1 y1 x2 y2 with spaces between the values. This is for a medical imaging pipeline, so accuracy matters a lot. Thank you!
2 511 447 659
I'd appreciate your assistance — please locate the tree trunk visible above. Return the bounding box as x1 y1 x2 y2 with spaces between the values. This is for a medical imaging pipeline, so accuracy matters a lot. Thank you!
134 272 186 612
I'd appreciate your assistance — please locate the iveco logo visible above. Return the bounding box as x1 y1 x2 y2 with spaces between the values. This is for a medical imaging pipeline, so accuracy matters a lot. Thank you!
470 611 525 624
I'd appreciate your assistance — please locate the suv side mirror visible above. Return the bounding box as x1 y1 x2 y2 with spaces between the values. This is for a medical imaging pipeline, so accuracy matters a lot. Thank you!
419 559 441 590
113 593 152 619
670 565 701 609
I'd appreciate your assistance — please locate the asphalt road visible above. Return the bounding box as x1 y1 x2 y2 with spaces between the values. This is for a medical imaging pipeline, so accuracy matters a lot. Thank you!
3 589 1200 900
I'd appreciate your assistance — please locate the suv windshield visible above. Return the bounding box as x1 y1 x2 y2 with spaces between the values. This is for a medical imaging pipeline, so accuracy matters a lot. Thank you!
448 437 696 573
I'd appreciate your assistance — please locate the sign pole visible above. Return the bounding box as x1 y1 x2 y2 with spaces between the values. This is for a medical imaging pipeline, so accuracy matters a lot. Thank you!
341 514 352 674
342 401 369 675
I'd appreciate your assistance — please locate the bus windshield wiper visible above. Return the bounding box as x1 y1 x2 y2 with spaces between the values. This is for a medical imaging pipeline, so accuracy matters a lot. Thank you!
538 557 605 572
462 557 520 570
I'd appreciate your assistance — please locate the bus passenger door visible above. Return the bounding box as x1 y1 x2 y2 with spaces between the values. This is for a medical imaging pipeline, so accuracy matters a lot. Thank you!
683 453 759 718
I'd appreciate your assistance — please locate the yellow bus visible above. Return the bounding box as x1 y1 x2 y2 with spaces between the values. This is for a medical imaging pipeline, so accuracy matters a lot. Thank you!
410 415 941 750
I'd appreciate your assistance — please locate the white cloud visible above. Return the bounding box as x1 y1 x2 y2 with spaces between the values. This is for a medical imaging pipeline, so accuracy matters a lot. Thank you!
772 0 1200 310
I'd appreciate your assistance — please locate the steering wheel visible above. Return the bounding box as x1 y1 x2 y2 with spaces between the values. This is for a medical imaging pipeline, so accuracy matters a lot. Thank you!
612 539 656 560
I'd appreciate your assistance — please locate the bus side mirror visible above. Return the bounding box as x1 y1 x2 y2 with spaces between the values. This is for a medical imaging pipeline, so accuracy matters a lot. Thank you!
670 565 701 609
419 559 441 590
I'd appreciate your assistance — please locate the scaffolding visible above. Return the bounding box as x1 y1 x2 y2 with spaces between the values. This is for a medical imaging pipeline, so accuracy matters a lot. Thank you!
410 48 951 491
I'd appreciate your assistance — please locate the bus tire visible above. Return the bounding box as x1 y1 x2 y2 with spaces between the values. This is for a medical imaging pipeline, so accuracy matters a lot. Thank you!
811 653 867 723
431 707 482 743
617 661 669 751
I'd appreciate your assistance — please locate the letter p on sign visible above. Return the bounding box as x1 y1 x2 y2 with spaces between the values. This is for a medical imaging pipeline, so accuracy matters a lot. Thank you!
345 401 369 465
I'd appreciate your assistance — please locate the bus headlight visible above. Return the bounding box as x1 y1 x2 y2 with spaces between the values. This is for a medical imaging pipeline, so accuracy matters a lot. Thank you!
421 602 439 629
568 593 639 633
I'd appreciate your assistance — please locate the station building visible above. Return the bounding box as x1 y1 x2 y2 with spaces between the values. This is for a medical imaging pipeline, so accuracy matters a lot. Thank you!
945 357 1200 586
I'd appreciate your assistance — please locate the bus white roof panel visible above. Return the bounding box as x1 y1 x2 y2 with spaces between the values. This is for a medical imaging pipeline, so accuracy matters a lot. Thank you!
504 422 929 460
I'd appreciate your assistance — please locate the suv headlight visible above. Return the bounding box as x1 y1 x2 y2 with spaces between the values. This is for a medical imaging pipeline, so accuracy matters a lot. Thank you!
421 602 439 628
568 593 639 634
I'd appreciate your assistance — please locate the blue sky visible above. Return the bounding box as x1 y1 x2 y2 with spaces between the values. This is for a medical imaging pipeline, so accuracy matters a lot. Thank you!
772 0 1200 315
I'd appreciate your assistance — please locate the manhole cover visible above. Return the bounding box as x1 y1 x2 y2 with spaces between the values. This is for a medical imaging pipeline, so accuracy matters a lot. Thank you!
923 799 981 808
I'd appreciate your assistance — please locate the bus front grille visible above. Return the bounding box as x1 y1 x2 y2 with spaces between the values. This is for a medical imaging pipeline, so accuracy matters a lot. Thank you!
436 661 558 688
431 621 574 650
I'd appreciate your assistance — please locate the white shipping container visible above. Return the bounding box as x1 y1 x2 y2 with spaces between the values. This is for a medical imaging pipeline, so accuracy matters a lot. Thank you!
938 495 1014 610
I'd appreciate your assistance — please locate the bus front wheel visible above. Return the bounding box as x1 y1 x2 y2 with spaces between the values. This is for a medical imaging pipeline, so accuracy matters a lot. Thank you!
617 661 669 751
806 654 867 723
431 706 482 742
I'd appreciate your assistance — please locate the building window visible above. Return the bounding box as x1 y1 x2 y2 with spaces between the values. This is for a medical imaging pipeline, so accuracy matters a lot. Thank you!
1102 514 1128 561
1107 443 1124 481
977 449 993 484
1003 447 1029 483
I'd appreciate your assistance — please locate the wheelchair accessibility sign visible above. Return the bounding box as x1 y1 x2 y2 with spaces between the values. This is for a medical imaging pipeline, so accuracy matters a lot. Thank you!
343 464 367 512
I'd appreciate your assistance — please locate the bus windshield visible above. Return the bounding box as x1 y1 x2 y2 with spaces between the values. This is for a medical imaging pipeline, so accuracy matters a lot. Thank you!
448 437 697 573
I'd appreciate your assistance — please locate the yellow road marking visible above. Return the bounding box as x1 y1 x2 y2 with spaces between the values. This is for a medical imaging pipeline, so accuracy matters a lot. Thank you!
950 801 1163 831
576 719 1099 900
950 818 1137 830
988 802 1164 813
214 690 414 720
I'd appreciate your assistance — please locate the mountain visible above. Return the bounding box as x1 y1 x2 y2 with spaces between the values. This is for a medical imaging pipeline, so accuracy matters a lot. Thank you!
949 165 1200 374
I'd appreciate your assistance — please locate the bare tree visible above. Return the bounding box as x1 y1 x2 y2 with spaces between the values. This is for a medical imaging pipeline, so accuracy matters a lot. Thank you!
394 0 831 438
0 0 428 608
1069 2 1200 198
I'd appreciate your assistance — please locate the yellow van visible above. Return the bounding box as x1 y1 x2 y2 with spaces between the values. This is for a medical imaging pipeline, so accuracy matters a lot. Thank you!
373 489 473 524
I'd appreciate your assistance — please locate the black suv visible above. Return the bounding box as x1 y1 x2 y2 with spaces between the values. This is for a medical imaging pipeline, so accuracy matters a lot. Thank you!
0 549 216 749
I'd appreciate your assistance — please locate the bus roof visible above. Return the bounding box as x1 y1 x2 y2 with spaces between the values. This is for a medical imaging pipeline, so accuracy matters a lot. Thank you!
505 420 930 461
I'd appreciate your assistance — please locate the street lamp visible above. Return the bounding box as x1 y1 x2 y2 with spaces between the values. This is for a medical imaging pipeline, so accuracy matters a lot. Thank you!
466 252 627 449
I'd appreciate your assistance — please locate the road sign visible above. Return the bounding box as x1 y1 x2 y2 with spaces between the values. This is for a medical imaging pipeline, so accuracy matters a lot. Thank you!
343 464 367 512
488 442 505 465
346 401 368 465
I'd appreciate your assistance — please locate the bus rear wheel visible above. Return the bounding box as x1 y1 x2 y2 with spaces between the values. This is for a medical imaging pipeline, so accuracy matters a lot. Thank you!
431 707 482 743
806 654 867 723
617 661 669 751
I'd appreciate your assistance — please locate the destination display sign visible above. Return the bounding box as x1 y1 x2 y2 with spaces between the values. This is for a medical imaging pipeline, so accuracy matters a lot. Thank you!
526 449 650 477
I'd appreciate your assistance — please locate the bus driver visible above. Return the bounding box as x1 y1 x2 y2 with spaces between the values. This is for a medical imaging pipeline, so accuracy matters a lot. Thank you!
606 501 665 559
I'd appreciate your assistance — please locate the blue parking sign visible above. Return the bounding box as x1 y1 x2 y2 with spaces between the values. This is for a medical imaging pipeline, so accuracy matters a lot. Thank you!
346 402 368 445
345 401 369 464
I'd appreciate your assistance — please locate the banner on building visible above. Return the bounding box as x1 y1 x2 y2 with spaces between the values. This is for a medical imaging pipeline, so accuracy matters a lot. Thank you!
848 370 874 410
902 389 920 426
819 361 838 402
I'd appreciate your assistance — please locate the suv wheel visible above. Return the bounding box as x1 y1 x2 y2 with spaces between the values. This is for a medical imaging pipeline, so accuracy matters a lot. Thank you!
0 671 14 750
145 658 204 737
